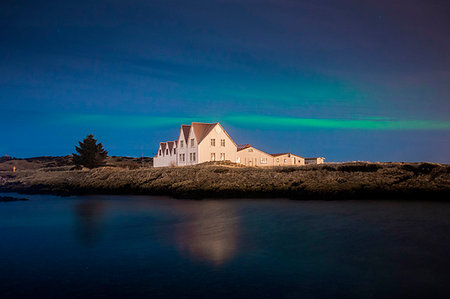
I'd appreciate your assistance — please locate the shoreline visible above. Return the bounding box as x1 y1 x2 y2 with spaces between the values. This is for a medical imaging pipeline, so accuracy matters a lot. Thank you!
1 162 449 200
0 195 29 202
1 187 449 201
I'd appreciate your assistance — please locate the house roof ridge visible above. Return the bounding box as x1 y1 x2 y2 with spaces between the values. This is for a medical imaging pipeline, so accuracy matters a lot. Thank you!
191 122 219 144
180 124 191 142
191 121 219 125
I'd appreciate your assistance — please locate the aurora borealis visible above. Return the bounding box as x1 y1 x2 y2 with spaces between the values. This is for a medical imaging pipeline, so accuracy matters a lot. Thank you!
1 0 449 162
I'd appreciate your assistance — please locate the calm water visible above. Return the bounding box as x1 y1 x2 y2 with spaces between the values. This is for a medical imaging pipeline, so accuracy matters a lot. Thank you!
0 194 449 298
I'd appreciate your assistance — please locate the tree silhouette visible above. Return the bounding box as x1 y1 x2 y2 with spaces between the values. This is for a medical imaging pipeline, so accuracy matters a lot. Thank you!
73 134 108 168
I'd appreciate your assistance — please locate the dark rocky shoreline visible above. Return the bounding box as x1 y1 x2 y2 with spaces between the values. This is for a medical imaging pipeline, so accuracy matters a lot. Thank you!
0 195 29 202
1 162 449 200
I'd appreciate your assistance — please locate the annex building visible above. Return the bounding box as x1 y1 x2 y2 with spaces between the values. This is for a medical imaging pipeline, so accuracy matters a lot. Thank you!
153 122 324 167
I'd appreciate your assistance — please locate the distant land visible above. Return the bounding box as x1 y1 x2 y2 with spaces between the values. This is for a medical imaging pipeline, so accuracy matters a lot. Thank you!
0 156 449 200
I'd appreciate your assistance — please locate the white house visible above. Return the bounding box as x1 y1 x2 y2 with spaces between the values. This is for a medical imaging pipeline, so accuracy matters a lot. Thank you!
153 122 325 167
153 122 237 167
237 144 274 167
153 140 178 167
271 153 305 166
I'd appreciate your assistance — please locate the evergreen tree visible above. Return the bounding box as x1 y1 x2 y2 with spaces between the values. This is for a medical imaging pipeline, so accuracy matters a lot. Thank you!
72 134 108 168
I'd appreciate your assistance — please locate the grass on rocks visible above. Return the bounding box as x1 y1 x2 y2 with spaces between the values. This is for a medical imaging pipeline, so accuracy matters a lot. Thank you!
1 161 449 200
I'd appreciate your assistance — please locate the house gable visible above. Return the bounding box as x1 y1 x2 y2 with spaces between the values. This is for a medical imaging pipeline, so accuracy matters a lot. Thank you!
247 146 273 158
188 125 198 148
167 141 174 155
181 125 191 142
236 144 274 166
192 122 218 145
160 142 167 156
213 123 237 146
196 122 237 163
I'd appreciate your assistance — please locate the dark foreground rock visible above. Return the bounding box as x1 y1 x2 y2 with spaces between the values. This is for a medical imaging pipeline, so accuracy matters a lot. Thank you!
0 162 449 200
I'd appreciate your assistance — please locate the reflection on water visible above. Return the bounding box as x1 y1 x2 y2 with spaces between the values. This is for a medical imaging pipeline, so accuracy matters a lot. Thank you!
71 199 240 265
3 196 440 298
173 201 239 266
73 200 106 246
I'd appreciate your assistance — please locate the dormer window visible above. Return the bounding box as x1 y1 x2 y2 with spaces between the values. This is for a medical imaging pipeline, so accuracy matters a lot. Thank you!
180 140 184 147
191 138 195 147
159 150 161 156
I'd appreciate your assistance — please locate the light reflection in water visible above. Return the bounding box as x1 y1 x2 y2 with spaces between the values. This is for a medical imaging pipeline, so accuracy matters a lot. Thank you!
172 201 240 266
73 200 106 246
71 198 241 265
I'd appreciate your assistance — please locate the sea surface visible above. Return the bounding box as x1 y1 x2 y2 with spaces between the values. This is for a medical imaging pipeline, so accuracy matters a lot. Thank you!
0 193 449 298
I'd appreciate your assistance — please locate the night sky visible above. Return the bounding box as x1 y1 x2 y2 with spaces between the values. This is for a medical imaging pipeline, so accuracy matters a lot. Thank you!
1 0 449 162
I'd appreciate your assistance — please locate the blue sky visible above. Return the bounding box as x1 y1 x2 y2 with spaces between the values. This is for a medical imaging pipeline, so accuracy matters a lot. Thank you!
1 0 449 162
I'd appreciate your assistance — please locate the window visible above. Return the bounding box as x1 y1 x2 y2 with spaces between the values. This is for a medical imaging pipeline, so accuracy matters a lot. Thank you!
276 158 279 163
174 149 176 154
193 153 196 161
261 158 267 164
211 139 215 147
211 153 215 161
159 150 161 156
190 153 193 161
166 149 169 155
220 153 225 161
180 154 182 161
220 139 225 146
191 139 195 147
237 157 241 163
180 140 184 147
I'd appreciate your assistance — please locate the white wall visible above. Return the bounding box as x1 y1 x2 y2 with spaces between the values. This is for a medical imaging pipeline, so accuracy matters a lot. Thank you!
186 126 199 165
198 124 237 163
177 129 188 167
153 142 177 167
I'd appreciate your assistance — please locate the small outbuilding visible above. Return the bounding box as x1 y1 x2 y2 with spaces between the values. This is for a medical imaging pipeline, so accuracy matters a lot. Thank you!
237 144 274 167
271 153 305 166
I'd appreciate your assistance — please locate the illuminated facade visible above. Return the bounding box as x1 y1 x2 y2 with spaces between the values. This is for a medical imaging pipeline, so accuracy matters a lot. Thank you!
154 122 324 167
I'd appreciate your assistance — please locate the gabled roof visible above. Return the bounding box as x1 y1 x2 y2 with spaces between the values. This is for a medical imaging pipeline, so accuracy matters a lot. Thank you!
167 141 174 153
180 125 191 141
237 144 273 157
191 122 219 144
160 142 167 153
237 144 251 151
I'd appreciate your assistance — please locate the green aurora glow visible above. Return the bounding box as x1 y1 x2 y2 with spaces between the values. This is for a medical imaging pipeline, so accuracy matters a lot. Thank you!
64 114 450 131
